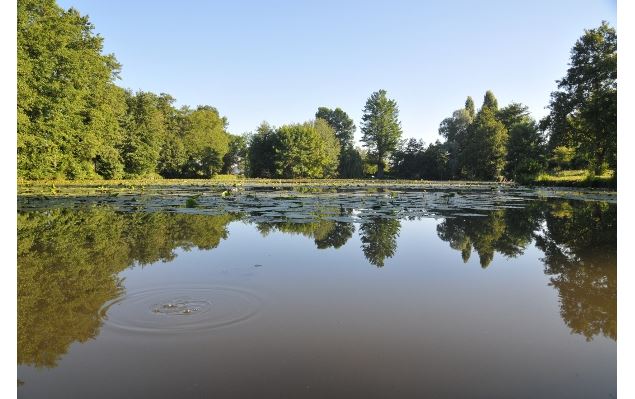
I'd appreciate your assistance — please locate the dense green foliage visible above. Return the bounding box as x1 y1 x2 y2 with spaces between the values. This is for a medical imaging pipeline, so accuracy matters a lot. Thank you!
315 107 364 178
222 134 249 174
18 0 125 179
438 100 474 178
391 139 449 180
17 2 615 183
338 147 365 178
315 107 356 149
464 94 508 180
360 90 403 177
541 21 617 176
503 104 547 182
248 120 340 178
396 92 526 181
18 0 235 180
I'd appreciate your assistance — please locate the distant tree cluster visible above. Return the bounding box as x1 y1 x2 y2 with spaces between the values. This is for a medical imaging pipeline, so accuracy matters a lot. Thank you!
17 0 616 182
246 120 340 178
392 92 546 182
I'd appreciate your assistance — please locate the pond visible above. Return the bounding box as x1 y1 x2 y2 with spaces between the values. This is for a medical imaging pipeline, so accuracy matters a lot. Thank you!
17 185 616 398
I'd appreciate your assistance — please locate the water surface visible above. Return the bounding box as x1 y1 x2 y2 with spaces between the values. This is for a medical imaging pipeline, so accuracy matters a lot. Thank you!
17 186 616 398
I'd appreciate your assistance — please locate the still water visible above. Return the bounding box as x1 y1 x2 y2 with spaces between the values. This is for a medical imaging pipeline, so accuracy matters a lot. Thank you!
17 186 616 398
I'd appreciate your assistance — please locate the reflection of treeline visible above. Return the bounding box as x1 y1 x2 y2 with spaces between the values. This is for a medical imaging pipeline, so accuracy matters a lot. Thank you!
436 204 544 268
256 209 401 267
535 202 616 341
18 207 239 368
436 200 616 341
257 220 355 250
18 199 616 371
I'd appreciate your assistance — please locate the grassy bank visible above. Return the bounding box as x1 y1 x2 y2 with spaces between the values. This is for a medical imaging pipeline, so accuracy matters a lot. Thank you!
532 170 616 189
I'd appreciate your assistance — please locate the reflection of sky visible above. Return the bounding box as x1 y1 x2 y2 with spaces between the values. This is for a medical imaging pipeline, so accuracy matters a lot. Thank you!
19 217 615 398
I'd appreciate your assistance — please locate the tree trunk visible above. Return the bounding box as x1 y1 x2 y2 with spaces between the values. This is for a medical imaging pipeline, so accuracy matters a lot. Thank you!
376 161 385 178
593 147 606 176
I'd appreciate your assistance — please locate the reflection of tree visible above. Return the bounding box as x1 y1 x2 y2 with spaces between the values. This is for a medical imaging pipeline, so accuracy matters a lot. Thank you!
436 200 616 342
436 205 542 267
256 208 355 250
535 201 616 341
359 218 401 267
314 221 354 249
18 207 238 368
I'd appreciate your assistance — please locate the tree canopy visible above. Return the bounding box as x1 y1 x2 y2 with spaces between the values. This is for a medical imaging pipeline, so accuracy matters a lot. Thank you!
18 0 125 179
360 90 403 177
315 107 356 149
541 21 617 175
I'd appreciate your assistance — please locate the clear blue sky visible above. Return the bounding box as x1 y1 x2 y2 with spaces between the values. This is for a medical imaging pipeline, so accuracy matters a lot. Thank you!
58 0 616 145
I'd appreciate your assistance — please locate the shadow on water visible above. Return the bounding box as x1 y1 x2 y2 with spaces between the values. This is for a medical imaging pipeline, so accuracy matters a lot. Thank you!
17 197 616 370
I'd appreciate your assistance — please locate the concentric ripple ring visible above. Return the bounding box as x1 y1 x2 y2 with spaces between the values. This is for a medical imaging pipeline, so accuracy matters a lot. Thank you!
99 286 263 334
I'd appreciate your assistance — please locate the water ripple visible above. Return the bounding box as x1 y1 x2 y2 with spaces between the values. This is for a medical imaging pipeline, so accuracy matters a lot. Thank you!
99 286 263 334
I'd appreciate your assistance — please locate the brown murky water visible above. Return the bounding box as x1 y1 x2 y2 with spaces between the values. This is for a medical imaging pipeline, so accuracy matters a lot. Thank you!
17 187 616 398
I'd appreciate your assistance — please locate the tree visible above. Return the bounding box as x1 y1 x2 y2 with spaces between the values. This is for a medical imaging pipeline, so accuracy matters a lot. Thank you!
18 0 125 179
392 138 425 178
315 107 358 178
482 90 499 111
247 122 277 177
359 217 401 267
222 134 249 175
421 141 449 180
505 122 546 182
180 106 230 178
120 91 166 177
438 98 474 178
465 96 475 118
549 146 576 170
315 107 356 149
498 103 546 182
360 90 403 177
542 22 617 175
497 102 531 130
338 147 364 178
463 91 508 180
272 121 339 178
314 118 341 177
158 134 187 178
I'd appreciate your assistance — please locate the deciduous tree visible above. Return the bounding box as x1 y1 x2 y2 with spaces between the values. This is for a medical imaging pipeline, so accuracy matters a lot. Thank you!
542 22 617 175
360 90 403 178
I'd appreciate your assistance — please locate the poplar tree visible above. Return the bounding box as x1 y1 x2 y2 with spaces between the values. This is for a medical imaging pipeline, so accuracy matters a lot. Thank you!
464 91 508 180
360 90 403 177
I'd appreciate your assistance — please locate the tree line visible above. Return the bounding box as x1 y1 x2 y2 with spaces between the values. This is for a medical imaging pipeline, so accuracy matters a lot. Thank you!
18 0 616 182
